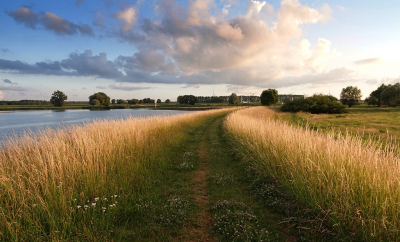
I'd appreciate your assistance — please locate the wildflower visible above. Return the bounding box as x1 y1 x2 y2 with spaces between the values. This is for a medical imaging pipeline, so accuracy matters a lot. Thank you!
114 195 118 198
91 203 96 206
32 204 37 207
77 205 81 209
102 207 106 210
102 198 108 201
84 205 89 209
94 197 99 201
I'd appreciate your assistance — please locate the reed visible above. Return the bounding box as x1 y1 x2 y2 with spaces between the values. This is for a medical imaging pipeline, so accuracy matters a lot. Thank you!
0 108 233 240
225 107 400 240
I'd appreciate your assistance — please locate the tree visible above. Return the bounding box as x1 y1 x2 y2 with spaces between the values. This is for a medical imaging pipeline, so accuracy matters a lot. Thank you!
128 99 139 104
117 99 125 104
165 99 171 103
340 86 362 107
177 95 197 105
367 84 388 107
229 93 239 105
157 99 161 103
143 98 154 104
89 92 110 106
260 89 278 106
50 90 68 107
381 83 400 107
111 99 116 104
209 96 225 103
90 99 100 106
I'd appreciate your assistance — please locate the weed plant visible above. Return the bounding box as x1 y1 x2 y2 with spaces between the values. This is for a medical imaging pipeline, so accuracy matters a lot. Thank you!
225 107 400 240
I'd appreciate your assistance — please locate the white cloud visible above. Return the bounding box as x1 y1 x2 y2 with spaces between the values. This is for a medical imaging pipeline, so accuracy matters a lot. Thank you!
222 4 230 15
115 7 136 31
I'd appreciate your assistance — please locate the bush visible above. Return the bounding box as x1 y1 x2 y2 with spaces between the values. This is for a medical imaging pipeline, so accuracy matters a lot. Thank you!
281 94 346 114
260 89 278 106
89 92 110 106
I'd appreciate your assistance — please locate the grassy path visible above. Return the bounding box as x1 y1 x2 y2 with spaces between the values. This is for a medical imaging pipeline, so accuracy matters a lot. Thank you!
113 113 297 241
176 114 296 241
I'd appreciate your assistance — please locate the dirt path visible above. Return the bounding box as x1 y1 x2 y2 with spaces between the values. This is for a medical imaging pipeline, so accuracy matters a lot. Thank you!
175 121 217 242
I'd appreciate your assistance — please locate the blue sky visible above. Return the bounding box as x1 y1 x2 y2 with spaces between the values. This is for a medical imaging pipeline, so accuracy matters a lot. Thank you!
0 0 399 101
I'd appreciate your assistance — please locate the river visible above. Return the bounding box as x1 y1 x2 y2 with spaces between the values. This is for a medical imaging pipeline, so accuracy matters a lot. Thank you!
0 108 192 141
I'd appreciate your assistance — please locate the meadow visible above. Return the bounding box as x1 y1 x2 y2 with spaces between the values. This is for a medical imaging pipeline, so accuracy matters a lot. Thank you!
272 105 400 147
3 104 400 241
0 108 235 241
225 106 400 240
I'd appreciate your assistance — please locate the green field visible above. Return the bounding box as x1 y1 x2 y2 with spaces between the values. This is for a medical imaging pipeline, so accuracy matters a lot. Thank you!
272 105 400 149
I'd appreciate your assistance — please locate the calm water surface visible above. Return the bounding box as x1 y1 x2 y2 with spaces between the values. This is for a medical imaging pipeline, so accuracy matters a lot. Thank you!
0 108 192 141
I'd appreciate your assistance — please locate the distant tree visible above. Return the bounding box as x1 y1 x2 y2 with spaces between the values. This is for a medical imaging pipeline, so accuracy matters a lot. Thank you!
89 92 110 106
367 84 388 107
139 100 143 104
260 89 278 106
157 99 161 103
381 83 400 107
229 93 239 105
209 96 225 103
128 99 139 104
50 90 68 107
117 99 125 104
90 99 101 106
177 95 197 105
281 94 346 114
143 98 155 104
340 86 362 107
165 99 171 103
111 99 116 104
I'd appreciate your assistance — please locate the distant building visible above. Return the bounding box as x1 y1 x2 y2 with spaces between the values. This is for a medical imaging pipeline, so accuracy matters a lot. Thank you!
278 94 304 103
196 94 303 103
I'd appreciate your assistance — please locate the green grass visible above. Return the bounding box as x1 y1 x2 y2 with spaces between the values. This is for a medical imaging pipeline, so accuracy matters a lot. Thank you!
272 106 400 149
206 117 287 241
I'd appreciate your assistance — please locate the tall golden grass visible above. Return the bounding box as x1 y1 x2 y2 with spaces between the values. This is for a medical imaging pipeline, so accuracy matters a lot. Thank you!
0 108 233 240
225 107 400 240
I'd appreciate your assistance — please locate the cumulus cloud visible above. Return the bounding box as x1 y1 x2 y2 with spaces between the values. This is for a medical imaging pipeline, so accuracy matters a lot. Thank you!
354 58 382 65
7 7 94 36
108 84 151 91
3 0 340 89
114 7 137 31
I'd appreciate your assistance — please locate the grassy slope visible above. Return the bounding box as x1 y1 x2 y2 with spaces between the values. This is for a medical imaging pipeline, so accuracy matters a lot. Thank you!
225 107 400 241
0 109 232 241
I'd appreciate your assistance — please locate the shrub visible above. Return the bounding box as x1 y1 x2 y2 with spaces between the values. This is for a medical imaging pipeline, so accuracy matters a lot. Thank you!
281 94 345 114
260 89 278 106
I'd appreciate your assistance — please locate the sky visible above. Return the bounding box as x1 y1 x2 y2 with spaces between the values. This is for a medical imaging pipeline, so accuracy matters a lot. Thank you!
0 0 400 101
